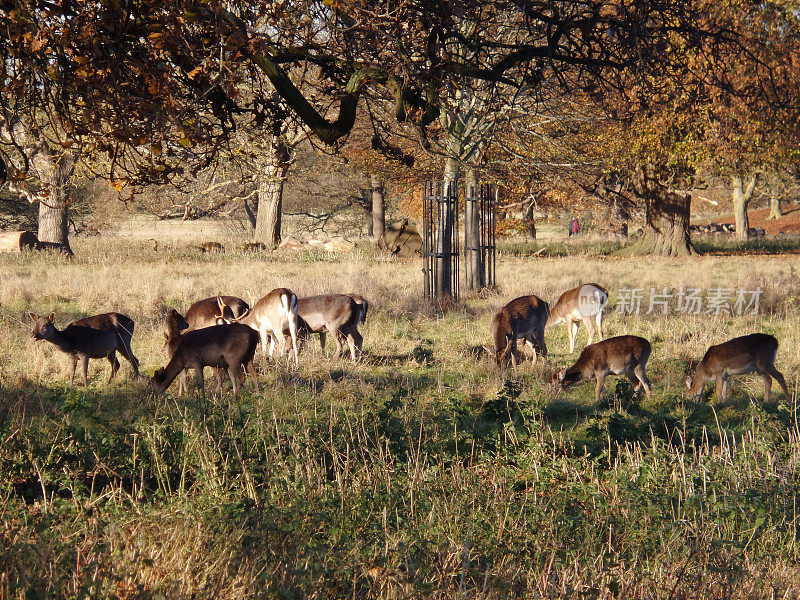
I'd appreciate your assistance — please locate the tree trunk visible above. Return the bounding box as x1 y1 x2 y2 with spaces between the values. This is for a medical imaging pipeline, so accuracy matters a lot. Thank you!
768 194 783 220
254 134 289 248
464 167 484 291
371 174 385 243
623 164 693 256
362 188 373 237
436 157 459 297
32 148 75 252
732 174 757 241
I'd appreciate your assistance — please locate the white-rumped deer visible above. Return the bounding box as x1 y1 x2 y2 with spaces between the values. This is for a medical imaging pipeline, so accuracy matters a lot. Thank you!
277 295 364 362
230 288 300 366
30 312 140 387
150 323 259 399
546 283 608 353
490 295 549 374
558 335 651 403
686 333 790 403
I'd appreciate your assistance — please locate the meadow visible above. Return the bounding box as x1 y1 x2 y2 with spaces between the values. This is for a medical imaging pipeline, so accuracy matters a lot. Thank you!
2 228 800 599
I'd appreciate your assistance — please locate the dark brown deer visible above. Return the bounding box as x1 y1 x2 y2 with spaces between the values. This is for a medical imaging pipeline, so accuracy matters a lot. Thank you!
686 333 790 403
490 295 549 374
557 335 651 403
277 295 364 362
29 312 140 387
347 294 368 325
546 283 608 353
230 288 300 366
150 323 259 399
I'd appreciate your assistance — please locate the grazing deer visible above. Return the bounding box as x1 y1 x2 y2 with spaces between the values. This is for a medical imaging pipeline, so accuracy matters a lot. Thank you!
29 312 140 387
279 295 364 362
230 288 300 366
150 323 259 399
490 295 549 374
686 333 790 403
546 283 608 354
184 295 249 329
557 335 652 403
347 294 369 325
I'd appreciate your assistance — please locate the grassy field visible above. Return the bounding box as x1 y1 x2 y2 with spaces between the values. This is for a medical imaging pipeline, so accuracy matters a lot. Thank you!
2 230 800 599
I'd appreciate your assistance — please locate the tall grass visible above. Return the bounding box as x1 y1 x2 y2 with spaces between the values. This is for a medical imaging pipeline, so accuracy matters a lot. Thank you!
1 232 800 598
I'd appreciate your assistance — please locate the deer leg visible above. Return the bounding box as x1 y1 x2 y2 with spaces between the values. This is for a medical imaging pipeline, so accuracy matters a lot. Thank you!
534 327 547 361
510 341 519 375
721 374 729 402
118 342 140 378
178 370 188 395
81 355 90 388
227 365 240 399
288 315 299 367
715 375 724 401
194 365 205 398
763 373 773 403
634 365 652 401
596 312 604 341
246 361 259 393
569 321 578 354
107 352 120 382
332 329 345 359
584 318 596 347
213 368 224 395
766 365 790 400
346 328 362 363
69 355 78 386
319 331 327 357
595 373 606 403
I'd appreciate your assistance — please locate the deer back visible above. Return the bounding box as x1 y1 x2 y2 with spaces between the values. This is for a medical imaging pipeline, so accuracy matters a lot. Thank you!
563 335 650 385
298 294 360 333
547 283 607 327
185 295 249 329
240 288 297 333
491 295 549 354
695 333 779 378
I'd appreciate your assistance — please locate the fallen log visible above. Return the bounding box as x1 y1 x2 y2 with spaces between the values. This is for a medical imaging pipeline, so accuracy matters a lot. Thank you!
0 230 38 252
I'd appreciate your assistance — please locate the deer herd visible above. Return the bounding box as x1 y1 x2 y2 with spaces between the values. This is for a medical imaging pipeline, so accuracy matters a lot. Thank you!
28 282 791 405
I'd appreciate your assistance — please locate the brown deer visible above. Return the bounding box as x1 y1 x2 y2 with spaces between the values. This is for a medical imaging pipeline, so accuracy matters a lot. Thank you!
29 312 140 387
546 283 608 354
557 335 651 403
150 323 259 399
686 333 790 403
490 295 549 374
277 295 364 362
184 295 249 329
230 288 300 366
347 294 368 325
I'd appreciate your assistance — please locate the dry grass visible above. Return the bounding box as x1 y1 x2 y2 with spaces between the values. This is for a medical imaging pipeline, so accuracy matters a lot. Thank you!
2 223 800 599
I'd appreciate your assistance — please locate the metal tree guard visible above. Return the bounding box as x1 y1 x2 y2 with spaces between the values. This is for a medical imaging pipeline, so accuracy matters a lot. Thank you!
423 180 460 300
464 183 497 291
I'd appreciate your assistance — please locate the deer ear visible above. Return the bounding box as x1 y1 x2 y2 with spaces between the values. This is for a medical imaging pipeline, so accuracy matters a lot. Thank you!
163 332 169 341
48 312 55 323
29 312 37 322
558 369 566 382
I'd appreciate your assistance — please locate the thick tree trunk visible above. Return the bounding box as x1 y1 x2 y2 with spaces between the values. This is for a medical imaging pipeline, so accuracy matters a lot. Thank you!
254 134 289 248
624 164 693 256
768 194 783 220
464 167 484 291
370 174 385 243
732 174 757 241
436 157 459 297
31 148 75 252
